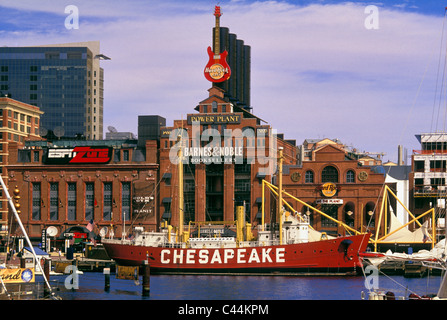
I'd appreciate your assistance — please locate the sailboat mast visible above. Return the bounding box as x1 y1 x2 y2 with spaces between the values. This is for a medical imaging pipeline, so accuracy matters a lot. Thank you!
0 176 53 295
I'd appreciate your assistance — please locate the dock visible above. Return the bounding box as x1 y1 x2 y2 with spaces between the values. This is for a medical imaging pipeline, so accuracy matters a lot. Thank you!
53 257 115 273
378 260 437 277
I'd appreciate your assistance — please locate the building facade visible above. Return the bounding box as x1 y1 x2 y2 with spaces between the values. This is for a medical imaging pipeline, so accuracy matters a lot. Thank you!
0 97 43 237
0 41 107 140
281 143 386 236
410 132 447 237
5 138 158 247
158 87 297 229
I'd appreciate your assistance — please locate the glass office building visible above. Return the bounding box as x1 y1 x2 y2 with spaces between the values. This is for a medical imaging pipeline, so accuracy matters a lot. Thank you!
0 41 108 140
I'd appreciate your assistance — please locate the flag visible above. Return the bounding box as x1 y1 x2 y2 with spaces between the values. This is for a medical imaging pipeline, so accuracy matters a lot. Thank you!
86 219 95 232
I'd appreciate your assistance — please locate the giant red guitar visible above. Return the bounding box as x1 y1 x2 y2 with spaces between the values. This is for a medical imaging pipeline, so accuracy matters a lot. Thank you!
204 6 231 83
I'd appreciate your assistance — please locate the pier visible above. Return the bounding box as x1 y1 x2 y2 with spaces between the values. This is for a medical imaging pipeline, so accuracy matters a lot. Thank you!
378 260 438 277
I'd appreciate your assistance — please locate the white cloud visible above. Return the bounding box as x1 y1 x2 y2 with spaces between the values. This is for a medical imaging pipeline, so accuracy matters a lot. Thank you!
0 0 444 162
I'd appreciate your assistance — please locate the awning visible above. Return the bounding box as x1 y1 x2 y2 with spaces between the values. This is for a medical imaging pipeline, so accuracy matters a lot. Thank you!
256 172 267 179
162 173 172 179
162 197 172 203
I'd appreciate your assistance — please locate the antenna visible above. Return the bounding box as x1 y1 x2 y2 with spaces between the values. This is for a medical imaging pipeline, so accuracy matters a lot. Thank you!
108 126 118 133
39 127 48 137
53 126 65 138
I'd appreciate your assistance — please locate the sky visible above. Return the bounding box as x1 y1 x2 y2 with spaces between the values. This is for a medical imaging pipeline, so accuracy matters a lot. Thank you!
1 0 447 163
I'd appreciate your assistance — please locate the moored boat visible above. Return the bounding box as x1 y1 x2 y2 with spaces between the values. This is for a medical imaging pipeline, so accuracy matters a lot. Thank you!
102 215 370 275
103 144 371 275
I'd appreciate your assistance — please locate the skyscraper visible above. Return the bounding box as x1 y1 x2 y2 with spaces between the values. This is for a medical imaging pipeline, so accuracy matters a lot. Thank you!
0 41 109 140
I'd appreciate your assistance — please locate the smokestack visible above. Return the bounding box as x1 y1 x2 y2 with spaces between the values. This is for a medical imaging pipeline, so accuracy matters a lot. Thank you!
398 145 403 166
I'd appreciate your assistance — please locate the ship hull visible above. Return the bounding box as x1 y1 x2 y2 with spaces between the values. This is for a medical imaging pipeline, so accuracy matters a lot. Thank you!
102 233 370 275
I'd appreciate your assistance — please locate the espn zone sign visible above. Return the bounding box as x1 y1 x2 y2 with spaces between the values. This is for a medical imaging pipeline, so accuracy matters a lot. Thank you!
45 147 112 164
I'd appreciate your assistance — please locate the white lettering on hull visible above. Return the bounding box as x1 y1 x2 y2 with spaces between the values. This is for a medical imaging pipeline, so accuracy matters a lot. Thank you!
160 248 286 265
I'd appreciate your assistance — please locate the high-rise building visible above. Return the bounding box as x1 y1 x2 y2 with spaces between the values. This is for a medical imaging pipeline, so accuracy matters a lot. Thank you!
0 41 109 140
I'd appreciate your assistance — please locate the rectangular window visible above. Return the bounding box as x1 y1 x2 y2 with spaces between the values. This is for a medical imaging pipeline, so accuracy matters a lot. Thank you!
67 183 76 221
85 182 94 221
235 179 251 192
103 182 112 221
123 150 129 161
122 182 131 221
49 183 58 221
32 183 41 220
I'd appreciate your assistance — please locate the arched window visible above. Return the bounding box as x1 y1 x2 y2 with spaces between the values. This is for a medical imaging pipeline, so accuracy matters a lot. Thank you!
305 170 314 183
346 170 355 183
322 165 338 183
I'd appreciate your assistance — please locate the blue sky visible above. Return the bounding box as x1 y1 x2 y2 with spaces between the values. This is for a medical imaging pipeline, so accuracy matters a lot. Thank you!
1 0 447 163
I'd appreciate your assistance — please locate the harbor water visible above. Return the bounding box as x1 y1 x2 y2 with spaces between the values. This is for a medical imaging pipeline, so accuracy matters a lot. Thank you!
39 272 444 300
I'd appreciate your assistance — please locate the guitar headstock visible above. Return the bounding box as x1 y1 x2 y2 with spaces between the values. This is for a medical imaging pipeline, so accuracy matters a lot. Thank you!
214 6 222 17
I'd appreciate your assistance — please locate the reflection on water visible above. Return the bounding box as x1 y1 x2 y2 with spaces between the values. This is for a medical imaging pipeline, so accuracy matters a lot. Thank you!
37 272 444 301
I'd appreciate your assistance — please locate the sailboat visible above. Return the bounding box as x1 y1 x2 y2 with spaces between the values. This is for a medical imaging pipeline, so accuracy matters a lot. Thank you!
102 139 371 275
0 176 61 300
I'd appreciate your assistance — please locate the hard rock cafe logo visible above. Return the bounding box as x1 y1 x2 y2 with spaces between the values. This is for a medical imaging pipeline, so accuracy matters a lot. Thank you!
321 182 337 197
204 63 230 81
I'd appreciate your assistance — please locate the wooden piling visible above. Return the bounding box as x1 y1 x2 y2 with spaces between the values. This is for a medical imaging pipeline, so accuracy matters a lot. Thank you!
43 258 51 297
142 260 150 297
104 263 110 292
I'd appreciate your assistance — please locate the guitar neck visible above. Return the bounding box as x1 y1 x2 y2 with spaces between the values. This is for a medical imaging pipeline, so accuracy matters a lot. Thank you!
214 15 220 55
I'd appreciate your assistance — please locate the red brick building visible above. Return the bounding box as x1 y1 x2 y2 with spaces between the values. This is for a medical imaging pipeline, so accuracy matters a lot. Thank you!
5 139 159 246
281 144 385 236
158 87 297 228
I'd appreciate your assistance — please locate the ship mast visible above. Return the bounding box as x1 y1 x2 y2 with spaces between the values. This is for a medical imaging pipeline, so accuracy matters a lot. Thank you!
177 133 184 241
277 147 283 245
